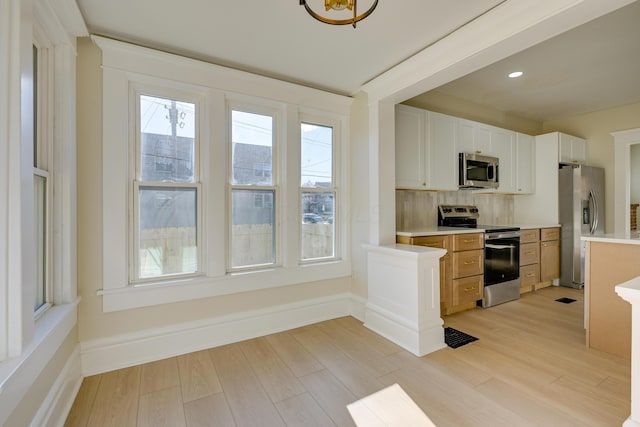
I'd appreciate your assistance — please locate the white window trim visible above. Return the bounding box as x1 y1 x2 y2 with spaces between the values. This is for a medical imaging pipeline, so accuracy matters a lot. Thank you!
96 36 352 313
227 101 281 271
130 85 205 283
299 113 345 263
0 4 84 421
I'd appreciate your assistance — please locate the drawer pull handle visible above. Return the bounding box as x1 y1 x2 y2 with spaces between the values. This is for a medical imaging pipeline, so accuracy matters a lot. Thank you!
463 260 475 265
526 273 535 277
525 251 535 255
464 286 477 292
463 239 475 243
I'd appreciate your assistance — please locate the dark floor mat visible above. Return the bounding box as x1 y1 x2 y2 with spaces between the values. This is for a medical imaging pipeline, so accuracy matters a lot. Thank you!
444 327 478 348
555 297 577 304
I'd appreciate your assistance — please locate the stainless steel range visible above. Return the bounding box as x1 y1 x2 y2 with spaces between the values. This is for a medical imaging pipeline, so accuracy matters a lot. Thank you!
438 205 521 308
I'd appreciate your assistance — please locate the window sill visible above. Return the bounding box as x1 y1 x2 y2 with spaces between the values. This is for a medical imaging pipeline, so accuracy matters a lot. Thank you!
0 300 79 422
99 259 351 312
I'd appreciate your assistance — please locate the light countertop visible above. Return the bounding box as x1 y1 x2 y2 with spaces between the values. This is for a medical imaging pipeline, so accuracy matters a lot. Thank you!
397 224 561 238
582 233 640 245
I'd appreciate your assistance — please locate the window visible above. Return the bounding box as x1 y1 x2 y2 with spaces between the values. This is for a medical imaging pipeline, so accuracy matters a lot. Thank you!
229 108 276 269
300 121 336 261
98 37 351 311
32 42 50 315
133 93 201 281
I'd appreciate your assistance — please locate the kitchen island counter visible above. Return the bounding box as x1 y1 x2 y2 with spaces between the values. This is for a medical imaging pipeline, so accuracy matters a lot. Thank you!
583 236 640 359
582 233 640 245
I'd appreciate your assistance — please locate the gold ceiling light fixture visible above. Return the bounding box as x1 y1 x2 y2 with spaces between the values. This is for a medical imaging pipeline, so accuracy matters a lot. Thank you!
299 0 379 28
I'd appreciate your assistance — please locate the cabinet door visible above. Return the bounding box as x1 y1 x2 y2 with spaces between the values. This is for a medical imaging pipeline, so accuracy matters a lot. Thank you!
456 119 475 154
491 127 515 193
559 133 586 164
428 112 458 191
515 133 535 194
456 119 490 155
395 105 427 189
540 239 560 281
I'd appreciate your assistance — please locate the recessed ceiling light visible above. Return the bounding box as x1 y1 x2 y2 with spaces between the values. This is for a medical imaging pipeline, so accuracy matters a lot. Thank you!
508 71 524 78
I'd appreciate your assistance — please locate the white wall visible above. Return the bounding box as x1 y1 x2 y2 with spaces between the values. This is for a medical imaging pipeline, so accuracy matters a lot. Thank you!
544 102 640 233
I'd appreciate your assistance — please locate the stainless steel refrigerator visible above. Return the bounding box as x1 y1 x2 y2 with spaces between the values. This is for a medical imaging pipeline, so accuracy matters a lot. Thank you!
558 164 605 288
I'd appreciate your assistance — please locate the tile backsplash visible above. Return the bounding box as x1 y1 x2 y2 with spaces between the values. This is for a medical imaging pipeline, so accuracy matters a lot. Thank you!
396 190 514 230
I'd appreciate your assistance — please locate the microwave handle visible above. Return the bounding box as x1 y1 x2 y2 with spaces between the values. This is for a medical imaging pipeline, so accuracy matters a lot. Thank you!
491 163 499 181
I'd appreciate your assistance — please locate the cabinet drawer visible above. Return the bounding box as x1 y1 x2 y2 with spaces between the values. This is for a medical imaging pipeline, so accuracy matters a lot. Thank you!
452 233 484 251
540 227 560 241
520 242 540 265
520 263 540 288
408 235 450 250
452 275 483 305
452 249 484 278
520 228 540 244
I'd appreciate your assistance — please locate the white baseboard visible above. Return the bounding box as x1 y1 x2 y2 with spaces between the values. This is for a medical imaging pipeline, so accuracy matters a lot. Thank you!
350 293 367 322
81 292 356 376
30 345 83 427
364 302 445 357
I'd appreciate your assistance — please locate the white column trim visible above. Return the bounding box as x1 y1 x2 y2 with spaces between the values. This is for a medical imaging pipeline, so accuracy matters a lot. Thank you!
612 128 640 234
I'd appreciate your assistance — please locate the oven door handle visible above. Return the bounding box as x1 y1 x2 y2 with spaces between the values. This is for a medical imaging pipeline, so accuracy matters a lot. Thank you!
485 243 516 250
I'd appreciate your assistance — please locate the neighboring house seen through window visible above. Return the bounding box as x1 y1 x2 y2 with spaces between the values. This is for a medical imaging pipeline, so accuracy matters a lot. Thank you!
301 121 336 261
134 94 200 281
230 109 276 269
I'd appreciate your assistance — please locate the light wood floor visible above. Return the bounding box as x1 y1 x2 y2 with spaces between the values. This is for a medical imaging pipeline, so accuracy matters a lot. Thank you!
64 286 631 427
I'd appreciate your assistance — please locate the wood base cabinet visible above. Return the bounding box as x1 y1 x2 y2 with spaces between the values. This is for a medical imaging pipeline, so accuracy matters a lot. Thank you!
519 228 540 294
397 233 484 316
539 227 560 286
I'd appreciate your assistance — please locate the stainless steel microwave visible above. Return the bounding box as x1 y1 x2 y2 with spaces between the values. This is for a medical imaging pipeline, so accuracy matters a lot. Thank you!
458 152 499 189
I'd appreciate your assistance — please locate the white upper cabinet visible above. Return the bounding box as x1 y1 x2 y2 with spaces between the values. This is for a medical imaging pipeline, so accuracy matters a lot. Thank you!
394 105 457 191
457 119 491 155
395 105 535 194
559 133 586 164
515 133 535 194
428 111 458 191
490 126 516 194
395 104 427 189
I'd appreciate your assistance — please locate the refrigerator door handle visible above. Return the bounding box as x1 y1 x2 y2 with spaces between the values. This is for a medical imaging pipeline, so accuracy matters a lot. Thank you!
589 190 598 234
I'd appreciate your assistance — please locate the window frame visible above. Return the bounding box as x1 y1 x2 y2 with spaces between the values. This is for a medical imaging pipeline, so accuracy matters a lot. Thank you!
129 86 205 284
299 114 341 263
97 36 352 313
32 31 54 318
227 102 281 272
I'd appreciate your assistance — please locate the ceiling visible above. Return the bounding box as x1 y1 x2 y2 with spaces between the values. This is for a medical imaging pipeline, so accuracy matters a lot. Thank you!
428 0 640 122
75 0 505 95
75 0 640 122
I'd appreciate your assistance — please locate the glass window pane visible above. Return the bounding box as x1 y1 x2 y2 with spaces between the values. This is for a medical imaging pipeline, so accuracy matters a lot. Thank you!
231 189 275 268
301 191 334 260
140 95 195 183
301 123 332 187
34 174 46 310
33 45 38 168
138 186 198 279
231 110 273 185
